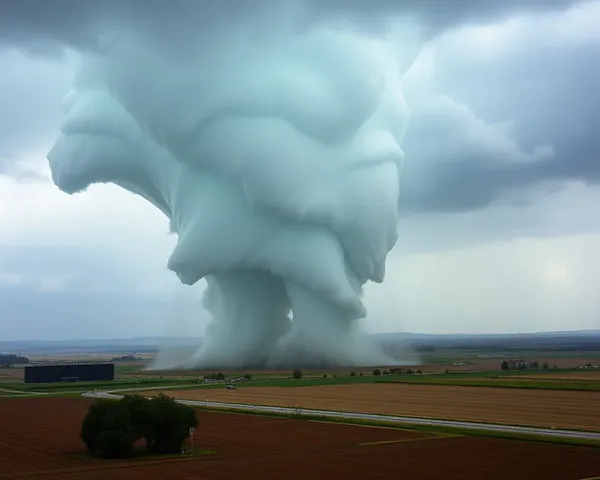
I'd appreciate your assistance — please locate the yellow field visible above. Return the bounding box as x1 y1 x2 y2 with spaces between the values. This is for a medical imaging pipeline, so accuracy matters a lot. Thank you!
143 383 600 431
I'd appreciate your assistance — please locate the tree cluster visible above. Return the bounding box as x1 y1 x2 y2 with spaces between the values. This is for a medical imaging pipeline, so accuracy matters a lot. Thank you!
500 360 542 371
0 354 30 367
80 394 198 458
111 355 140 362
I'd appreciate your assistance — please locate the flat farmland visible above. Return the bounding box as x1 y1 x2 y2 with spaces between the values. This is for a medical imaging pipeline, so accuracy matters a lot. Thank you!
2 397 600 480
145 383 600 431
0 367 23 381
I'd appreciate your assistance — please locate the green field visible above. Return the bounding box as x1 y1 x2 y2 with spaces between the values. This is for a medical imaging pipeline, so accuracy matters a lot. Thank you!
3 367 600 394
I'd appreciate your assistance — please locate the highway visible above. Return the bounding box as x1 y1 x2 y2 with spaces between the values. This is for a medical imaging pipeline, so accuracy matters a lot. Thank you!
82 390 600 441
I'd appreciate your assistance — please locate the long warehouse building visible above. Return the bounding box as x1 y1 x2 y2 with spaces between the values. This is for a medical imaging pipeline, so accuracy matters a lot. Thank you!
24 361 115 384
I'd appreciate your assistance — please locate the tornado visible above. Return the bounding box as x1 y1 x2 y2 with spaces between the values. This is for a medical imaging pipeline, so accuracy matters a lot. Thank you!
47 8 416 369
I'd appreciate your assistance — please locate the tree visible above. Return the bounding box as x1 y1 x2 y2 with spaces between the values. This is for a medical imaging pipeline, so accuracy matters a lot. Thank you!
372 369 381 376
215 372 225 381
80 399 136 458
119 394 153 446
293 369 302 380
542 362 549 370
349 371 356 377
80 394 198 458
500 361 509 370
145 394 198 454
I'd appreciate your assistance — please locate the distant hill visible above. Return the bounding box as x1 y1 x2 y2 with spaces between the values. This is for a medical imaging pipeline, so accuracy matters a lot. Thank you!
374 331 600 352
1 331 599 354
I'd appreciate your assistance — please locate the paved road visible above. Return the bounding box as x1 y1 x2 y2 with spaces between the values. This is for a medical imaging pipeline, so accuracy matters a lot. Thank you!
82 390 600 441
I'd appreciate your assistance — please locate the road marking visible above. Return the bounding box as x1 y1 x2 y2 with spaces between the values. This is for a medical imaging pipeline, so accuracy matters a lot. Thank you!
309 419 407 430
359 439 412 446
358 436 455 447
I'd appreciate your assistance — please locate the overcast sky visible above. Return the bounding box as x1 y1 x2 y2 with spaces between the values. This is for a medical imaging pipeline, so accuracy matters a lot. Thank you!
1 0 599 341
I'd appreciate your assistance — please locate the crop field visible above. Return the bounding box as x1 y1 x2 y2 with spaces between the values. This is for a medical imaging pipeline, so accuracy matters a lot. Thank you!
511 371 600 381
1 397 600 480
385 374 600 391
144 383 600 431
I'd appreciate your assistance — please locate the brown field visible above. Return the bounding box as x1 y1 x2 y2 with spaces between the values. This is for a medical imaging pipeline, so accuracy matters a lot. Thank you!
0 367 23 380
1 397 600 480
144 383 600 431
512 371 600 381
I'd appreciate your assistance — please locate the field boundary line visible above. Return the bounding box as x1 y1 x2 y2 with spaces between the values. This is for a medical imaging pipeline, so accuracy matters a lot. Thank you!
358 437 451 447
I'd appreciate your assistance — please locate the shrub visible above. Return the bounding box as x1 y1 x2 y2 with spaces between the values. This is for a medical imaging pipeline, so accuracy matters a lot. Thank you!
372 369 381 376
292 369 302 380
349 371 356 377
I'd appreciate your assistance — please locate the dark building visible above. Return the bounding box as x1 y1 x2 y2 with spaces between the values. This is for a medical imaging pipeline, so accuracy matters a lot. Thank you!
24 361 115 384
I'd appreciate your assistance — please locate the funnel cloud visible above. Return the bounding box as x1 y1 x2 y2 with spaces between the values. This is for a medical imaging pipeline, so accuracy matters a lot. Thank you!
47 4 418 369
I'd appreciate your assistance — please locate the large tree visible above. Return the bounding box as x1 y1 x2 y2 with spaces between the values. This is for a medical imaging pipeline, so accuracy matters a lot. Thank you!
80 394 198 458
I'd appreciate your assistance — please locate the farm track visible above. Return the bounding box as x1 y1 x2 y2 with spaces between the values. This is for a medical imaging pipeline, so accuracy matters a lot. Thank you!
2 397 600 479
137 383 600 432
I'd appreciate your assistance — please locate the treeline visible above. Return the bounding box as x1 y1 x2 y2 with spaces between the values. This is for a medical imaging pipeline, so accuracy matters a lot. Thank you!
111 355 140 362
0 354 30 367
500 360 558 370
408 335 600 353
203 373 252 382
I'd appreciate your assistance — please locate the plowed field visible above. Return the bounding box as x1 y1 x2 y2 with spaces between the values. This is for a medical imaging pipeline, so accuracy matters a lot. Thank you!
1 397 600 480
512 372 600 381
145 383 600 431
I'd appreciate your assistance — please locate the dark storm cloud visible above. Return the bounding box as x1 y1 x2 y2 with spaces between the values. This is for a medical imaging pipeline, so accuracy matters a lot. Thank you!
0 50 70 180
0 0 595 210
317 0 580 36
0 0 581 52
400 24 600 213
